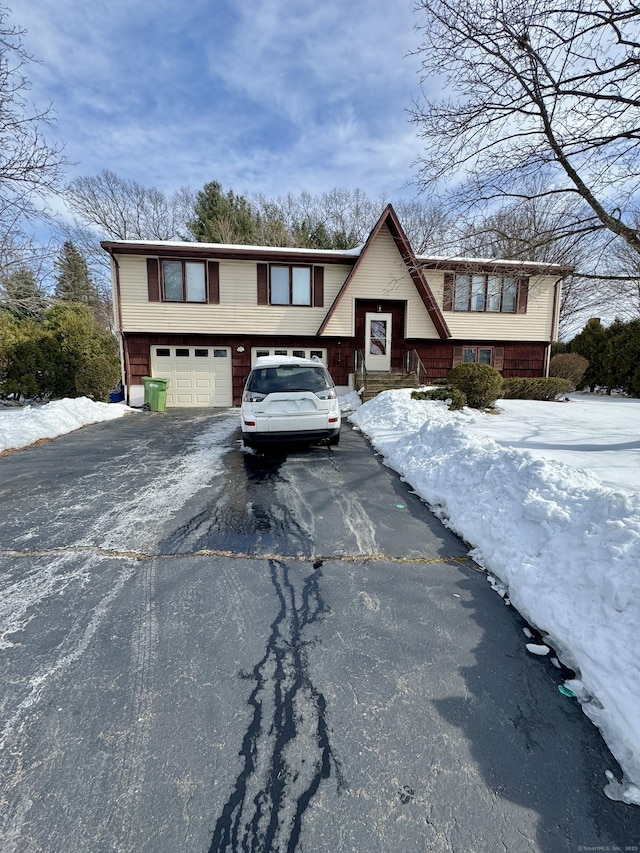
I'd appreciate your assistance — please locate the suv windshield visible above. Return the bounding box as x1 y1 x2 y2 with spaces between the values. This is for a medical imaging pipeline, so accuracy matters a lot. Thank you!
247 365 332 395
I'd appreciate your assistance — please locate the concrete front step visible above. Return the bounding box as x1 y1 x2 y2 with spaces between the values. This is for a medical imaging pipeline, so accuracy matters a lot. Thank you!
360 372 421 402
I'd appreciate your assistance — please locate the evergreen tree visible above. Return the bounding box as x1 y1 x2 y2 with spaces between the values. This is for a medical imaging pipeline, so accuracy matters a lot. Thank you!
602 319 640 397
54 241 100 307
291 218 359 250
0 312 23 389
187 181 258 244
570 318 608 391
1 302 120 401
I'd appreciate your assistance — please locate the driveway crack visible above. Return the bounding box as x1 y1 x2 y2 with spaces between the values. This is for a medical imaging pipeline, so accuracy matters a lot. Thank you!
208 559 343 853
1 546 472 566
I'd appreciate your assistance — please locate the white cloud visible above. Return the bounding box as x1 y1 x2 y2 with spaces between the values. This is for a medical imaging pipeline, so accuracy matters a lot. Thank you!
5 0 427 200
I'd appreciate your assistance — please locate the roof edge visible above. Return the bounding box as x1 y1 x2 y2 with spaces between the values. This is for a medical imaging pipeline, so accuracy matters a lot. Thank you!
100 239 361 265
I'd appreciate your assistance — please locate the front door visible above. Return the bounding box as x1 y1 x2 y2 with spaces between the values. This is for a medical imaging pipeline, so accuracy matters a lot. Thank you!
365 312 392 371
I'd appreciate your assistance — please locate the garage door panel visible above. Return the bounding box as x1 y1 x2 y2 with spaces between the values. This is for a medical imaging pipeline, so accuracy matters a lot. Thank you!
149 346 232 408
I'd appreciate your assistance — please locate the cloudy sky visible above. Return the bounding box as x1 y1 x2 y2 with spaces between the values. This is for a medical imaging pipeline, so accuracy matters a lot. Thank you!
7 0 431 202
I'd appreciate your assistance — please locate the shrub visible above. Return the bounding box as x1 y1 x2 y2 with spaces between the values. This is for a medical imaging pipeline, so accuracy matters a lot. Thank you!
549 353 589 389
0 302 120 401
2 332 76 400
76 353 121 401
447 362 504 409
411 386 467 410
502 377 573 400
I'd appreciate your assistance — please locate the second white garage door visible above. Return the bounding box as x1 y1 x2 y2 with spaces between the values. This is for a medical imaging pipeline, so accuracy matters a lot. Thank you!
150 346 233 407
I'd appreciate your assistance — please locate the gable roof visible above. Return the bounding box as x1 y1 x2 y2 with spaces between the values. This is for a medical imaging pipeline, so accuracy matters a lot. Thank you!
316 204 451 339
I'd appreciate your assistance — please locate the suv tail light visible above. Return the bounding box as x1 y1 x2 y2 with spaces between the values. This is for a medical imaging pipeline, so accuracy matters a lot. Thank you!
314 388 337 400
243 390 267 402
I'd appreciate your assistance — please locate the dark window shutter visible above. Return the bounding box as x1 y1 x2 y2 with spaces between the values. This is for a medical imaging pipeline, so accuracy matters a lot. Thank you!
207 261 220 304
494 346 504 372
257 263 268 305
147 258 160 302
443 272 454 311
313 266 324 307
452 345 463 367
516 277 529 313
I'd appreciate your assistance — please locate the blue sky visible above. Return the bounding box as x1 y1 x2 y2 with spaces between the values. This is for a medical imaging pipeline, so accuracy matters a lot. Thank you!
8 0 430 203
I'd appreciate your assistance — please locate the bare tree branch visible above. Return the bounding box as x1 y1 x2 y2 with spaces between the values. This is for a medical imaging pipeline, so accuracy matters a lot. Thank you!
410 0 640 254
65 170 194 241
0 5 65 225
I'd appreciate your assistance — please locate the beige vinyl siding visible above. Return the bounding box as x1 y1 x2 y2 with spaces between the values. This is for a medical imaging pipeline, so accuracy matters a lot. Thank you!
321 225 440 339
116 256 351 335
428 271 558 341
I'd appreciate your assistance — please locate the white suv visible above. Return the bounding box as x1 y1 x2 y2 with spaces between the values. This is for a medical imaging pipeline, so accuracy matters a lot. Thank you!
241 356 341 447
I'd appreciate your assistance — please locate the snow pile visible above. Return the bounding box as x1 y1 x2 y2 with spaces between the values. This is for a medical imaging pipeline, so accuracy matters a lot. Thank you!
339 390 363 413
0 398 134 453
350 390 640 805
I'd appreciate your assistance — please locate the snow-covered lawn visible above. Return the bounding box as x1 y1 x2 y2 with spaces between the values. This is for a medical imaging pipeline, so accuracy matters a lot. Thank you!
2 394 639 806
350 391 640 806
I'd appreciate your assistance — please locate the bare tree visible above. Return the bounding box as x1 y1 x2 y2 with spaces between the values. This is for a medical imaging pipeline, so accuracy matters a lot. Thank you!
603 229 640 320
410 0 640 255
456 185 629 333
394 198 455 255
253 188 383 248
0 5 65 224
65 170 194 241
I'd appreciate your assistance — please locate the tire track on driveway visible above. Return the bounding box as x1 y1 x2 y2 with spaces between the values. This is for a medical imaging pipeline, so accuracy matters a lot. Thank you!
100 557 159 848
0 553 139 850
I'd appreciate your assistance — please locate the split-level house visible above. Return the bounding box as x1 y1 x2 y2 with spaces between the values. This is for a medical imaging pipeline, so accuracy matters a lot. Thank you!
101 204 570 408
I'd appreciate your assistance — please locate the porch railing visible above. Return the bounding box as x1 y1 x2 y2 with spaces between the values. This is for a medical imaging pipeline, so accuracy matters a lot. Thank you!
403 349 428 387
354 349 368 395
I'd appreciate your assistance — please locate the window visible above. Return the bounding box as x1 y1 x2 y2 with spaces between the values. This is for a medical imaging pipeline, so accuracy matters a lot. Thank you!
247 364 333 395
449 273 524 313
162 260 206 302
463 347 494 365
195 349 209 357
270 265 311 305
250 347 327 365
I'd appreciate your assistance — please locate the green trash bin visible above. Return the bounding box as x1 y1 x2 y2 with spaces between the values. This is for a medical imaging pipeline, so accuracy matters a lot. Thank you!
142 376 169 412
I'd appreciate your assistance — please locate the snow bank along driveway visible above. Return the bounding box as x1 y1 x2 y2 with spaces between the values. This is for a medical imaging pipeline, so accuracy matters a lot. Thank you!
350 391 640 806
0 398 133 454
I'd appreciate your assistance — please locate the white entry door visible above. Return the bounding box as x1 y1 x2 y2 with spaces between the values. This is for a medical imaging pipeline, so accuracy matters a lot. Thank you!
365 312 392 371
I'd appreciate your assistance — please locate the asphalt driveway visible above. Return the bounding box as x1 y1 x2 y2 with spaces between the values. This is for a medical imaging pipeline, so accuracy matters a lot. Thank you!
0 409 637 852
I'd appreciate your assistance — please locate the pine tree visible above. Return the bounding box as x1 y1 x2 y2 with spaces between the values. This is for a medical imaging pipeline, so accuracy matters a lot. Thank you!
570 318 608 391
54 241 100 307
602 319 640 397
187 181 258 244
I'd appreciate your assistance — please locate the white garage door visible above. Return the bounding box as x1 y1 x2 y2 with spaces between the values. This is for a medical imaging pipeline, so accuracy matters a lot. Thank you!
150 346 233 407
